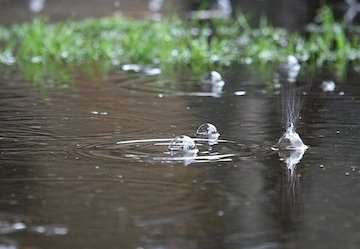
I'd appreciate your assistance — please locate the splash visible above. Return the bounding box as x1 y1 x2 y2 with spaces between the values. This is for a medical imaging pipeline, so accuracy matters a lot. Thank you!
275 124 308 151
275 56 308 173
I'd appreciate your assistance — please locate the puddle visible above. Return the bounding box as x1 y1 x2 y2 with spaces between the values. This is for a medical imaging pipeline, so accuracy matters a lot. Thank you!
1 65 360 249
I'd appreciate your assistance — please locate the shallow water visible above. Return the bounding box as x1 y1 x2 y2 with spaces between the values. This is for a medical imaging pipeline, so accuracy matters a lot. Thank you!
1 65 360 249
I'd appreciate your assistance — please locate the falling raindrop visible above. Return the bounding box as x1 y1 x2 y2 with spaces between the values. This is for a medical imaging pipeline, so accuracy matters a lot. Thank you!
29 0 46 13
278 55 301 82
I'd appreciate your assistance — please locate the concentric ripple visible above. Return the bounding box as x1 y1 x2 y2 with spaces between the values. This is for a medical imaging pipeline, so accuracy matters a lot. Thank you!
75 138 260 165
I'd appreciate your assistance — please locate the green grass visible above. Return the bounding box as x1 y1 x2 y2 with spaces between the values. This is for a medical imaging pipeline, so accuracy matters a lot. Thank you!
0 6 359 85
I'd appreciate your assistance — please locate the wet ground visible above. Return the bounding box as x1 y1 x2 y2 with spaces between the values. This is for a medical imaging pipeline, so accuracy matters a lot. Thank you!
1 64 360 249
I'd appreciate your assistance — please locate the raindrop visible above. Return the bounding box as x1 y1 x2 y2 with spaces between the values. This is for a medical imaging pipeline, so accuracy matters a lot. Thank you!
217 210 225 216
278 55 301 82
29 0 45 13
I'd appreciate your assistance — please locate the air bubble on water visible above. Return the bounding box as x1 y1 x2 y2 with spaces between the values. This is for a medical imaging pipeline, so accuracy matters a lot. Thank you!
143 67 161 76
122 64 142 73
30 225 68 236
278 55 301 82
168 135 198 153
204 71 224 85
196 123 220 141
202 71 225 97
234 91 246 96
321 80 336 92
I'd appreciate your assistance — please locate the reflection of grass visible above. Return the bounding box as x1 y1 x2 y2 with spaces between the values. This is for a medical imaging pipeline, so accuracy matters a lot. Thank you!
0 6 359 85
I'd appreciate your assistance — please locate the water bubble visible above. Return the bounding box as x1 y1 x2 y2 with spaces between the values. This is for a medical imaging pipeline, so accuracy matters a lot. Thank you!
234 91 246 96
202 71 225 97
121 64 142 73
278 55 301 82
168 135 198 153
205 71 223 84
196 123 220 141
321 80 336 92
143 67 161 76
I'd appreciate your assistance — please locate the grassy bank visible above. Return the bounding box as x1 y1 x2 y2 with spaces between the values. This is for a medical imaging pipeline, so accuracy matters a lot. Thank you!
0 6 359 85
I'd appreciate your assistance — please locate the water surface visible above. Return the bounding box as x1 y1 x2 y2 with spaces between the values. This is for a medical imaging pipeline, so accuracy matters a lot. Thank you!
0 66 360 249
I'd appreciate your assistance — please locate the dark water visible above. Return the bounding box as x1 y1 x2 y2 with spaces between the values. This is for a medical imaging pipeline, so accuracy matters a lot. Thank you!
1 65 360 249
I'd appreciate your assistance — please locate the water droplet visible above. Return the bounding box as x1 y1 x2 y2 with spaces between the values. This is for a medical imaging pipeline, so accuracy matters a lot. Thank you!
168 135 197 152
29 0 45 13
321 80 336 92
196 123 220 141
114 1 120 7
